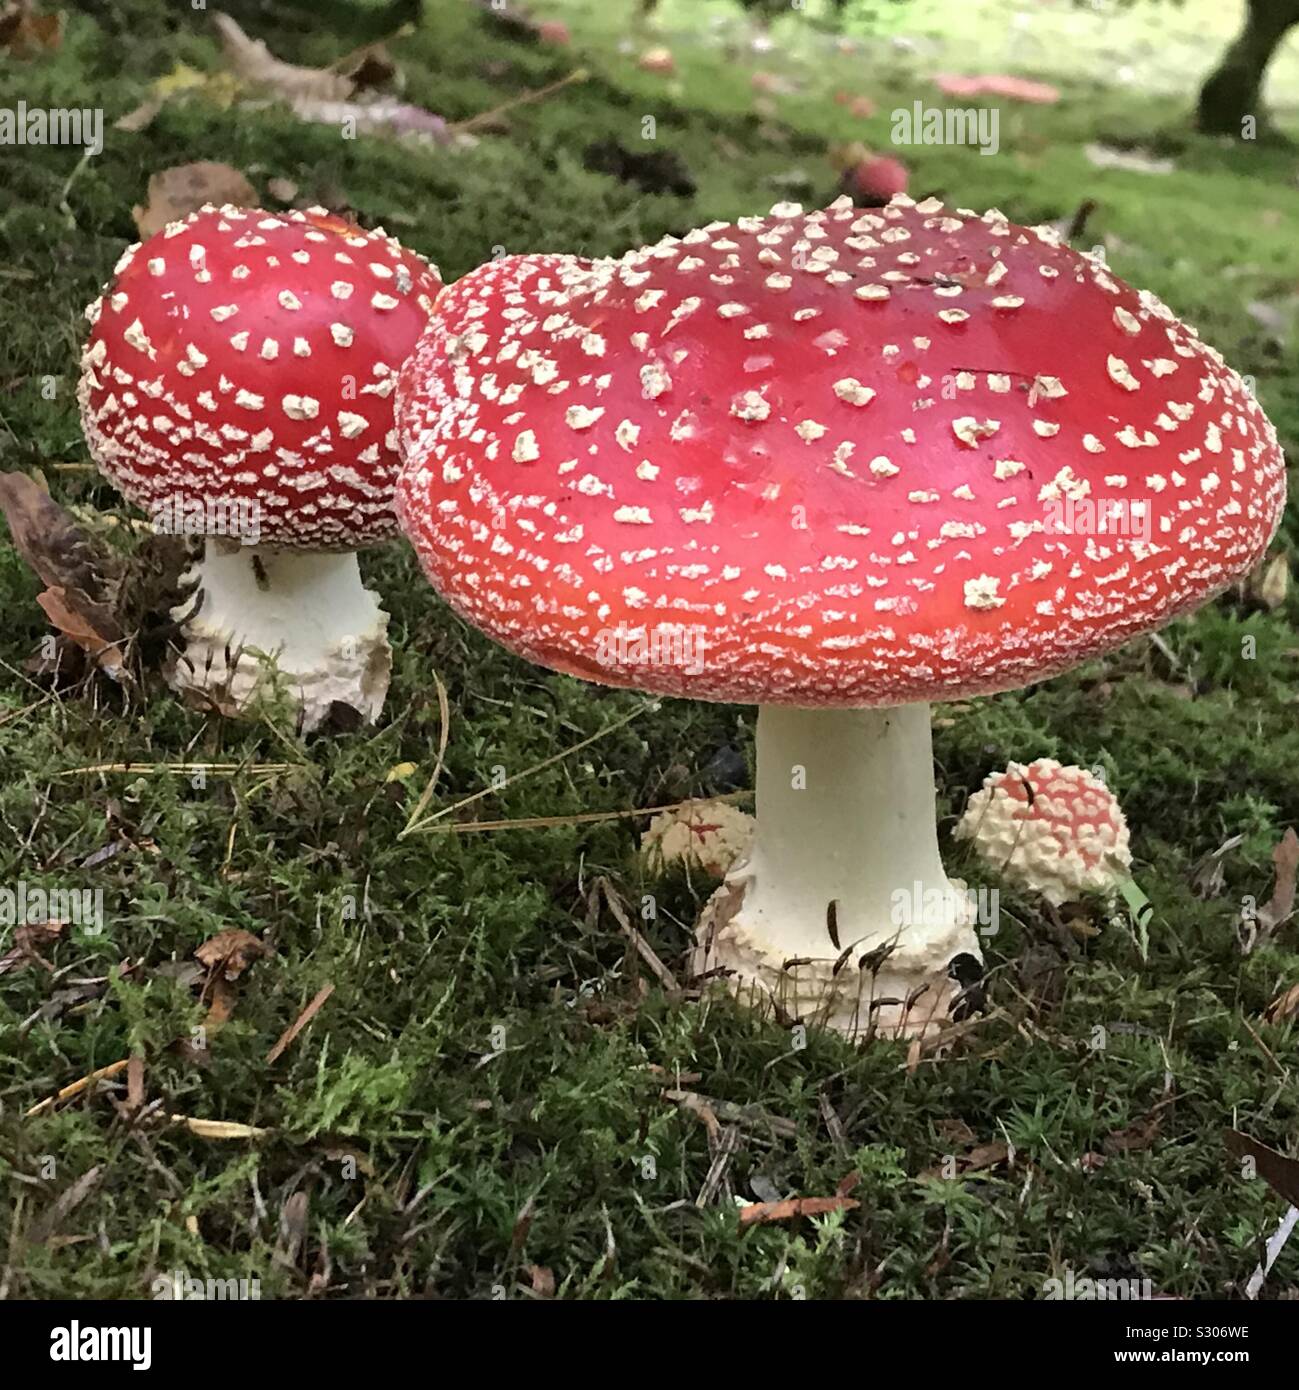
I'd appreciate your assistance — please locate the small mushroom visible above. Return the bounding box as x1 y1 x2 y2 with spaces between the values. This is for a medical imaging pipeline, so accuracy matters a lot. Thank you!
641 799 756 878
955 760 1132 906
394 194 1285 1038
77 203 442 730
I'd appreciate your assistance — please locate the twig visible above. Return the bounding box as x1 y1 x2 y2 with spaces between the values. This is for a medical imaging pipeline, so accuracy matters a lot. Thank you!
450 68 589 135
595 877 678 991
26 1058 130 1117
417 789 751 835
266 984 335 1064
400 699 657 838
399 670 451 834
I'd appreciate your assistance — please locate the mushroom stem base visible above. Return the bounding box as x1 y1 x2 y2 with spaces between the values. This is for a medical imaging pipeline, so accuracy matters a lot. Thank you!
690 702 984 1040
169 542 391 733
693 877 979 1039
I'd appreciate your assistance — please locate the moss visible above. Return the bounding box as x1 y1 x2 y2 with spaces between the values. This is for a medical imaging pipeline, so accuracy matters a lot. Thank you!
0 0 1295 1300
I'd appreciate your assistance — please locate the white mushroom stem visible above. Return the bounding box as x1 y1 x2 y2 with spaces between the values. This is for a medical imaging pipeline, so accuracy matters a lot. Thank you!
695 703 983 1038
168 540 391 732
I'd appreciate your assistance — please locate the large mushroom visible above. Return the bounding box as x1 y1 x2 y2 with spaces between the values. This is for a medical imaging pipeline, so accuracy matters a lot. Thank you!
78 204 442 730
394 194 1286 1038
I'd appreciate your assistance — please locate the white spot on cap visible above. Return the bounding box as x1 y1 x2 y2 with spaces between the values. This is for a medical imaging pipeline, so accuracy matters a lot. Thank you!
731 390 770 421
565 405 604 431
833 378 875 407
964 575 1005 610
282 394 319 420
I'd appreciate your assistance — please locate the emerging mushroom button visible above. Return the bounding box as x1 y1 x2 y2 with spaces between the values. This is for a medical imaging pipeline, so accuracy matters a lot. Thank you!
395 194 1286 1038
78 203 442 730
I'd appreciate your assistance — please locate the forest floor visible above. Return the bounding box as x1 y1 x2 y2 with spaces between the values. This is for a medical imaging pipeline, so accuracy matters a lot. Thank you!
0 0 1296 1299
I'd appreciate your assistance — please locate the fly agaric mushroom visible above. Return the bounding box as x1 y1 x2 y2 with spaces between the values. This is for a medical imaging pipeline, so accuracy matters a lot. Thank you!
641 798 756 878
77 203 441 730
955 760 1132 905
394 194 1286 1038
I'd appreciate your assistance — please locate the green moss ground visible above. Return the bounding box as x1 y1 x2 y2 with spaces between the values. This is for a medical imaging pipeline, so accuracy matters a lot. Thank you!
0 0 1296 1299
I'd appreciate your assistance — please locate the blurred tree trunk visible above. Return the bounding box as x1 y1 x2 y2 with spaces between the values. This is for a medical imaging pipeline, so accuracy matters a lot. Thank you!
1198 0 1299 136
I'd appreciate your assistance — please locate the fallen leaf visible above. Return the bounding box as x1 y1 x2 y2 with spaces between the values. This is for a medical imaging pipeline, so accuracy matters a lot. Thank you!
1084 143 1175 175
132 161 258 239
172 1115 271 1141
964 1141 1010 1172
214 13 354 101
126 1055 145 1112
1264 981 1299 1024
0 0 63 59
281 97 450 143
203 974 238 1032
1224 1130 1299 1206
1103 1111 1162 1155
1242 827 1299 952
738 1194 859 1226
935 1117 977 1148
931 73 1059 104
36 586 124 677
0 473 126 680
195 927 267 981
0 919 64 975
1254 554 1289 610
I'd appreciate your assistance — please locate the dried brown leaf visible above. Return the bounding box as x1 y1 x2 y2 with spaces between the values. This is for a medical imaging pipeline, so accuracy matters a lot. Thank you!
0 0 63 59
132 161 258 239
1264 981 1299 1024
194 927 266 981
1224 1130 1299 1207
36 586 125 677
0 919 63 975
738 1194 859 1227
214 14 354 101
1103 1111 1162 1155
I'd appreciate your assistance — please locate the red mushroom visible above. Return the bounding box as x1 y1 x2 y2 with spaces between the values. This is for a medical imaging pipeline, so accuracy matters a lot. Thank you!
394 194 1286 1037
77 204 441 729
955 760 1132 905
846 153 909 207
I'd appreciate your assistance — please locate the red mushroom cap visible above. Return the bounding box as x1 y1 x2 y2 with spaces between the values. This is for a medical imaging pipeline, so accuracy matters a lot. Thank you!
852 154 909 205
955 758 1131 904
395 195 1286 704
79 204 442 550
